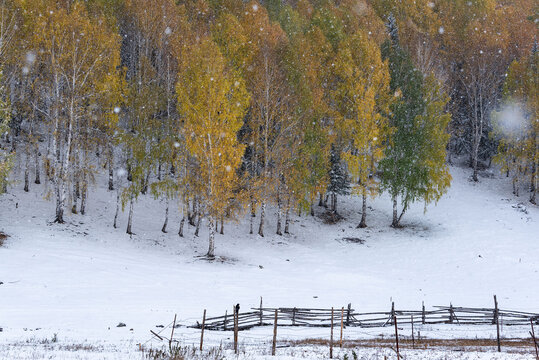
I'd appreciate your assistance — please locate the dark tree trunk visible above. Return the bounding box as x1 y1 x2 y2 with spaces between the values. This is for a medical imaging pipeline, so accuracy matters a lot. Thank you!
161 196 169 233
358 192 367 228
126 197 134 235
391 196 399 228
113 190 120 229
24 152 29 192
34 146 41 185
194 213 201 237
220 215 224 235
258 201 266 237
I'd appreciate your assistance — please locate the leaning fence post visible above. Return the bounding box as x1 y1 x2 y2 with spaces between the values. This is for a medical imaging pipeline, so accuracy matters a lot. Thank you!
422 301 425 324
234 305 239 354
411 315 415 349
390 302 395 325
340 307 344 348
394 314 400 358
200 309 206 351
494 295 501 352
330 307 334 359
493 295 498 325
272 309 278 356
346 303 351 326
530 318 539 360
169 314 177 353
259 297 263 326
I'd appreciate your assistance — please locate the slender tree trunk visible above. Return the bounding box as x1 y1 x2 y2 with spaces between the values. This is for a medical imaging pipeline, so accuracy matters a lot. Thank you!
189 198 196 226
324 194 329 208
141 169 150 195
55 183 64 223
178 216 185 237
258 201 266 237
127 162 132 182
276 194 282 236
72 177 78 214
318 193 324 206
80 177 87 215
220 215 224 235
249 198 256 234
179 196 187 237
161 196 169 233
194 213 201 237
34 145 41 185
207 216 215 258
108 148 114 191
126 196 134 235
113 189 120 229
391 195 399 228
310 202 314 216
24 151 29 192
284 196 290 234
333 194 338 213
358 192 367 228
530 147 537 204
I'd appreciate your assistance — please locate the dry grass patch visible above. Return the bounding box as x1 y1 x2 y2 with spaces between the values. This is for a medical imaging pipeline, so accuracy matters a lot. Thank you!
0 231 7 246
287 337 536 354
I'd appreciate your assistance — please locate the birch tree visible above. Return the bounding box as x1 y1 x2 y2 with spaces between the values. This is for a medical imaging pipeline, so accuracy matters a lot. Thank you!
176 38 249 258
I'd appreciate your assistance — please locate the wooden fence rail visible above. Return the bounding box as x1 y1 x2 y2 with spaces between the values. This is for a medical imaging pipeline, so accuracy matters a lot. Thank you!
191 304 539 331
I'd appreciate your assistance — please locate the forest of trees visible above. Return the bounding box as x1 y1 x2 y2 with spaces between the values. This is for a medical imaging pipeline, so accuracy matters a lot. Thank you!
0 0 536 258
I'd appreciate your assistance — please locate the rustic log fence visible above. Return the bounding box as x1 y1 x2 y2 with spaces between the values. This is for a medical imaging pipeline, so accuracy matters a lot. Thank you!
148 298 539 359
191 302 539 331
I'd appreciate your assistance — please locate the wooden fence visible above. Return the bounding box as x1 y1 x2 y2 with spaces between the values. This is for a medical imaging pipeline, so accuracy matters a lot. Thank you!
191 302 539 331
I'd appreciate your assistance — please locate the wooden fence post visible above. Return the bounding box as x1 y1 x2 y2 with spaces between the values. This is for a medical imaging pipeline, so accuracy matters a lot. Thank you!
394 315 400 359
346 303 351 326
493 295 498 324
411 315 415 349
292 307 297 326
530 319 539 360
272 309 278 356
224 310 228 331
259 297 263 326
494 295 501 352
169 314 177 353
330 307 334 359
422 301 425 324
234 305 239 354
200 309 206 351
340 307 344 348
449 303 454 324
390 302 395 325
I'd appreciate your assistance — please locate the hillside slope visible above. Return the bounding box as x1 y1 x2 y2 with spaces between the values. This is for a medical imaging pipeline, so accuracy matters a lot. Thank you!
0 165 538 353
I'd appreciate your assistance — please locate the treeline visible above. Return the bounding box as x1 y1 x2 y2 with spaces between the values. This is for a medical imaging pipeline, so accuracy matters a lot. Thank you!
0 0 536 257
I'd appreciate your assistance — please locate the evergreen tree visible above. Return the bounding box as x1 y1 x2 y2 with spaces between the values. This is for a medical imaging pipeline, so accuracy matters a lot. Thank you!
326 144 350 214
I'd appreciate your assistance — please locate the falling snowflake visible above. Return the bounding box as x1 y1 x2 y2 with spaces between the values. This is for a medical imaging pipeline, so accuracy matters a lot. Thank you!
438 27 444 34
114 107 121 114
252 4 258 11
165 27 172 35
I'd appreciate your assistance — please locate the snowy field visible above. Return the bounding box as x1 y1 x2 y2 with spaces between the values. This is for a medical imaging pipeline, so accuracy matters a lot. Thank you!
1 164 538 359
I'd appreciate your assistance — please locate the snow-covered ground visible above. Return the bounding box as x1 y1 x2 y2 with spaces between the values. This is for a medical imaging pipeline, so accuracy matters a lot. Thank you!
1 164 538 359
